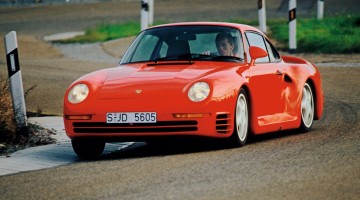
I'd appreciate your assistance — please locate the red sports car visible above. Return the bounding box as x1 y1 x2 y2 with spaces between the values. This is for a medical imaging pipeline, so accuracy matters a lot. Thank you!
64 22 324 158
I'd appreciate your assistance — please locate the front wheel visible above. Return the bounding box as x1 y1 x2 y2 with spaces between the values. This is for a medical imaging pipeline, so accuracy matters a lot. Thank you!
71 140 105 159
300 82 315 132
230 88 249 147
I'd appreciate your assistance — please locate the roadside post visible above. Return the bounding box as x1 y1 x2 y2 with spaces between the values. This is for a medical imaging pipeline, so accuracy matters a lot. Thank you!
288 0 296 53
4 31 27 128
141 0 149 31
258 0 267 33
148 0 154 26
317 0 324 20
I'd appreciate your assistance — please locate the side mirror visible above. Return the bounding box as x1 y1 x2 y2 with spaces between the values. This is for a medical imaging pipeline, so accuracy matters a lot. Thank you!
249 46 268 66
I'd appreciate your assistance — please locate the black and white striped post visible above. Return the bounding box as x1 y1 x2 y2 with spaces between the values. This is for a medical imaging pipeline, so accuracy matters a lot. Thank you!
288 0 297 54
148 0 154 26
258 0 267 33
4 31 27 128
141 0 149 31
317 0 324 20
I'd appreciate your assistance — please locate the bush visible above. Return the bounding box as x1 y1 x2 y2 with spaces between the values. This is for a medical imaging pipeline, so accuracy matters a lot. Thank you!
0 75 17 142
0 75 56 155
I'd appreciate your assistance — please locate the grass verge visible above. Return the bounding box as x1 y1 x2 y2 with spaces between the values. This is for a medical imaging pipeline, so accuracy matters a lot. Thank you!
58 15 360 53
59 21 140 43
269 15 360 53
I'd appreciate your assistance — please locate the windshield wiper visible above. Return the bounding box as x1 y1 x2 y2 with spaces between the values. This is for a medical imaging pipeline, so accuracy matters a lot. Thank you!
211 56 244 62
154 53 213 63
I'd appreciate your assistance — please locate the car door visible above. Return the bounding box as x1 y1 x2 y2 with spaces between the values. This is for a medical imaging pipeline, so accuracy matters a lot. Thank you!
264 38 300 127
244 31 283 133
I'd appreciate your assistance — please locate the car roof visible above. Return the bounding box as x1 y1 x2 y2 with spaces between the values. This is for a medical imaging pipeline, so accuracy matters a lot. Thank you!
147 22 264 35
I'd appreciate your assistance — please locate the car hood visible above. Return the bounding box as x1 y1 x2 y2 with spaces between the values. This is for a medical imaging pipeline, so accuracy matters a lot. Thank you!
98 62 241 99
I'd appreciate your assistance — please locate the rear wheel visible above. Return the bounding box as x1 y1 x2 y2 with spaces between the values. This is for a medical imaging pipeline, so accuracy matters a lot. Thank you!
300 82 315 132
71 140 105 159
231 88 249 147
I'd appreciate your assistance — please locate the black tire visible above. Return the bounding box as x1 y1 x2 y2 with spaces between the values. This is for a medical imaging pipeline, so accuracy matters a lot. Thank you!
300 82 315 132
230 88 249 147
71 140 105 159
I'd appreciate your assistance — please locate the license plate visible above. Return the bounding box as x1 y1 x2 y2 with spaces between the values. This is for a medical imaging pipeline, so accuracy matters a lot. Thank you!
106 112 156 123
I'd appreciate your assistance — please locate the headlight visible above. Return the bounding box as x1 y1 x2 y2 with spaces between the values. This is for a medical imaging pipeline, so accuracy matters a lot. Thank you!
68 84 89 104
188 82 210 102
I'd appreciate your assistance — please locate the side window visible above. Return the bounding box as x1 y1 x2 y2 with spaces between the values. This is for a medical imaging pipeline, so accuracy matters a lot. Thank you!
245 32 270 63
265 39 281 62
131 35 159 62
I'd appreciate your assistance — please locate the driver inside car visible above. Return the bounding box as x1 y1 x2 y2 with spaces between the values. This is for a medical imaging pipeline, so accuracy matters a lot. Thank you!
203 32 238 57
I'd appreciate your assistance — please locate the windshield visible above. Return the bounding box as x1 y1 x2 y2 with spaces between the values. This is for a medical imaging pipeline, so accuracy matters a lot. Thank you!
120 25 244 64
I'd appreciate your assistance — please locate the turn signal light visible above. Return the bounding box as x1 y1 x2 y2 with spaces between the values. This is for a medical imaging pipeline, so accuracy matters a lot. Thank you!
65 115 92 120
173 113 210 118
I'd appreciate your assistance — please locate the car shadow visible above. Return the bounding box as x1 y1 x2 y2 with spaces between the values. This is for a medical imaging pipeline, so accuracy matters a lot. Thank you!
99 138 231 161
92 129 307 161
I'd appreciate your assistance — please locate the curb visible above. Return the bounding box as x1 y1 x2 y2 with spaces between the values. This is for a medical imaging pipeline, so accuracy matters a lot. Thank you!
0 117 132 176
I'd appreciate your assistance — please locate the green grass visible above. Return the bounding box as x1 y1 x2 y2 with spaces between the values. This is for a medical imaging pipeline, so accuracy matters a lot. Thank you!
270 15 360 53
62 15 360 53
60 21 140 43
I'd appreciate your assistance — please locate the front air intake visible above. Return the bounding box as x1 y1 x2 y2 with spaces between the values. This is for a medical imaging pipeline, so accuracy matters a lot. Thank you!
216 113 232 134
72 121 198 133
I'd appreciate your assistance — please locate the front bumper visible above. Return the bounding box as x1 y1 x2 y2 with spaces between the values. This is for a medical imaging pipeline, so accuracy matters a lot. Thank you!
64 110 234 142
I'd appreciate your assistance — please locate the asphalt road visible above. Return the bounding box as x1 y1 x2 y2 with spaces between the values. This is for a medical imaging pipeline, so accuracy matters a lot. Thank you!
0 1 359 199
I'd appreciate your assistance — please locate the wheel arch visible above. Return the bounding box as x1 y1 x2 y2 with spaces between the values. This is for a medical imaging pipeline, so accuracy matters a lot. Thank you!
305 77 323 120
238 84 254 135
